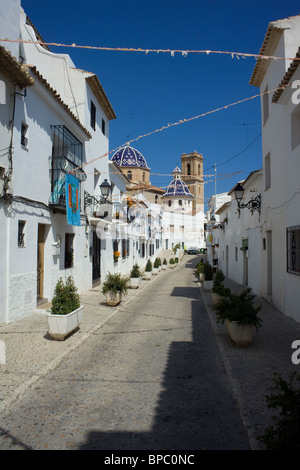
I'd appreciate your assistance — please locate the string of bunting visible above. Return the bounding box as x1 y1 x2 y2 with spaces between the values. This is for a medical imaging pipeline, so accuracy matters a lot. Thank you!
1 37 300 62
70 82 291 176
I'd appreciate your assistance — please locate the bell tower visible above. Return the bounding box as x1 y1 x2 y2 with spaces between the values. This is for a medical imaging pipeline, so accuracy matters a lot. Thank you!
181 152 204 214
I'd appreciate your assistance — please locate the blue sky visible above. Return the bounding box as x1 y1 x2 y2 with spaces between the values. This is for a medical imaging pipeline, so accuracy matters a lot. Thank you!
21 0 300 208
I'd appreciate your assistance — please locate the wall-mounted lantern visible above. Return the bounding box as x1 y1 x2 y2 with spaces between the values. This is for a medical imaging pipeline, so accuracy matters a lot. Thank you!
234 182 261 213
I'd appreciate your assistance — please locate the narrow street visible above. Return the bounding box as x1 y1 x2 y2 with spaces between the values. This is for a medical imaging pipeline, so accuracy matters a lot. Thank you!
0 257 250 450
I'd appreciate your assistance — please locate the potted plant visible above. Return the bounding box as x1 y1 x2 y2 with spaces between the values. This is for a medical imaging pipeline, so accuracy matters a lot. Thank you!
102 272 129 306
47 276 83 340
153 257 160 275
257 372 300 450
129 264 142 289
212 269 230 306
162 258 168 270
113 250 120 263
196 260 204 281
169 258 175 268
215 288 263 346
174 257 179 265
203 262 214 291
143 259 152 280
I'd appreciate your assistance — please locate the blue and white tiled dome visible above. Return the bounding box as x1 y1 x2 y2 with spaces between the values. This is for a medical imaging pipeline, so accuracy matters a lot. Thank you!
162 166 194 198
111 145 149 169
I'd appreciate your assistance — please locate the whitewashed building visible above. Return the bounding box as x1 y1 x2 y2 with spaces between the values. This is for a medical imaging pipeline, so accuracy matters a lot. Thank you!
212 170 263 294
250 15 300 322
161 166 206 251
0 1 142 324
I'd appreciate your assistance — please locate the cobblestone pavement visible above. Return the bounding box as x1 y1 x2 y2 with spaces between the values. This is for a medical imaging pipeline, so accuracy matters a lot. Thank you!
0 257 251 450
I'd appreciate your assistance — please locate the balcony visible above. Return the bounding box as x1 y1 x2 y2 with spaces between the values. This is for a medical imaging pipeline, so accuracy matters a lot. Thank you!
49 125 86 212
49 156 87 212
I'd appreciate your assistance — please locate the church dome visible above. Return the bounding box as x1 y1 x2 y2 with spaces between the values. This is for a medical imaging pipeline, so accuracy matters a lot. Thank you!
162 166 194 198
111 145 149 169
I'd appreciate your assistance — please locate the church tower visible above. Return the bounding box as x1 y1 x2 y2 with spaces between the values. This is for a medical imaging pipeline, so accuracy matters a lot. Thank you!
181 152 204 214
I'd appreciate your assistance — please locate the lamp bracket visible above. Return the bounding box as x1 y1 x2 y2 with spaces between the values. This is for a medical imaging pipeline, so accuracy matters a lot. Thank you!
237 194 261 213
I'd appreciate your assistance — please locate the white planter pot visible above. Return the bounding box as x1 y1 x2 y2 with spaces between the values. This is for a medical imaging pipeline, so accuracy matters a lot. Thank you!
152 268 159 275
130 277 141 289
169 265 175 269
198 273 204 282
225 319 254 347
162 265 167 270
143 272 152 280
204 280 214 292
47 306 84 341
105 291 122 306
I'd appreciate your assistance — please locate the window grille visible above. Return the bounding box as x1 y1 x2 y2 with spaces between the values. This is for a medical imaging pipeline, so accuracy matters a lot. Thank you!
287 226 300 275
18 221 26 247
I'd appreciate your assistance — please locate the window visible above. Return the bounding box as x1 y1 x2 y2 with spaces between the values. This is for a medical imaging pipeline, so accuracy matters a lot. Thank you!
142 172 145 182
65 234 74 269
262 85 269 125
187 163 191 175
168 200 172 207
141 242 145 258
155 195 158 204
287 226 300 275
91 101 96 130
18 221 26 247
102 118 106 135
178 200 182 206
265 153 271 190
235 246 238 261
21 122 28 148
127 170 132 180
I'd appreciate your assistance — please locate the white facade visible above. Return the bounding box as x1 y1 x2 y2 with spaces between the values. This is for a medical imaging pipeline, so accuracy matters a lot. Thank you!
250 15 300 322
0 2 156 324
210 171 263 295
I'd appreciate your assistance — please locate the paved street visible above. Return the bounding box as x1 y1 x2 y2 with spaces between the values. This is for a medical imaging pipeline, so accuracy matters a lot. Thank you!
0 257 250 450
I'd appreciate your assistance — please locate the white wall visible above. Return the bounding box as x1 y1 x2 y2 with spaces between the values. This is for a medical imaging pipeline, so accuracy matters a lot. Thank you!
257 20 300 320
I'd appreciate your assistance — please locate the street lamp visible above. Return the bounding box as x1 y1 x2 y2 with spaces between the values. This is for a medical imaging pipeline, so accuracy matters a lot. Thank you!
100 179 111 199
233 182 261 213
84 179 112 219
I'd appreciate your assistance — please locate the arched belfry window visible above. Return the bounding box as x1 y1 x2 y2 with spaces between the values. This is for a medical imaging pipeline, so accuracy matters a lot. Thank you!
198 164 201 176
142 172 145 182
127 170 132 180
187 163 191 175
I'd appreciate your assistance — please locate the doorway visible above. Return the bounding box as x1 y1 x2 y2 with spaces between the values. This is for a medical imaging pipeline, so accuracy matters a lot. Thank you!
266 230 272 298
37 224 46 300
92 230 101 284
